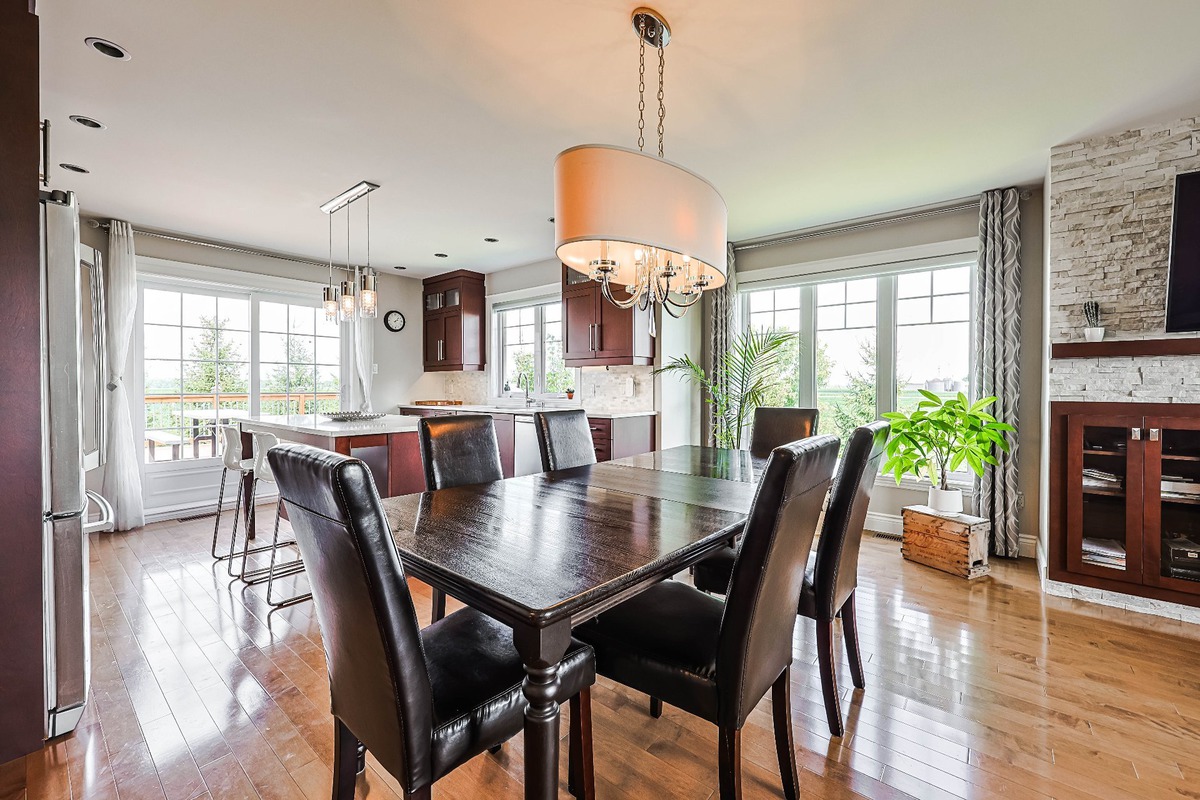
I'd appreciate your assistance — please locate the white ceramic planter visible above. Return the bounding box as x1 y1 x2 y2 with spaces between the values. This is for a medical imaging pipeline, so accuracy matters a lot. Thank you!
927 486 963 515
1084 326 1105 343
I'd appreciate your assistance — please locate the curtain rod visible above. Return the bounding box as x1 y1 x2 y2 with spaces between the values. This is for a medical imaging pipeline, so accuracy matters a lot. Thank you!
733 194 997 253
87 220 359 272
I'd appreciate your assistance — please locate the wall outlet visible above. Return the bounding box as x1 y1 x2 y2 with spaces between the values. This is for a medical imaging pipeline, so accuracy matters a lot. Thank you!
371 363 379 375
624 377 634 397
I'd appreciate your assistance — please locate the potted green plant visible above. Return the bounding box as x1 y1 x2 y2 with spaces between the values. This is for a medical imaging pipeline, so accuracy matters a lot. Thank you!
655 329 793 449
882 391 1015 514
565 387 575 400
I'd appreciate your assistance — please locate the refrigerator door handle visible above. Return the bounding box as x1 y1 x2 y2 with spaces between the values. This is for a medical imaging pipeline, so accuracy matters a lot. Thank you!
82 491 114 534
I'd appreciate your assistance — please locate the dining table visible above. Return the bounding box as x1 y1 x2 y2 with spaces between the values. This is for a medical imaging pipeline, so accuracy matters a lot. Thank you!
379 445 768 800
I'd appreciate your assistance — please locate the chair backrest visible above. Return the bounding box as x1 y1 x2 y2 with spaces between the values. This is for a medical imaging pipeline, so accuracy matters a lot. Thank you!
810 420 890 618
417 414 504 490
533 409 597 472
717 434 839 729
251 431 279 483
268 443 434 792
748 407 819 457
220 425 244 470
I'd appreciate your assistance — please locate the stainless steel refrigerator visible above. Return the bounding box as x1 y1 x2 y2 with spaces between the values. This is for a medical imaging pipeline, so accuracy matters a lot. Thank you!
41 189 114 738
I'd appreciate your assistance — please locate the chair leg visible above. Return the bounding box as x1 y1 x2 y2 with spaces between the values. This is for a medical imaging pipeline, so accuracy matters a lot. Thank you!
568 688 595 800
841 592 866 690
717 725 742 800
771 667 800 800
816 619 844 737
332 718 359 800
356 742 366 774
649 697 662 719
431 589 446 623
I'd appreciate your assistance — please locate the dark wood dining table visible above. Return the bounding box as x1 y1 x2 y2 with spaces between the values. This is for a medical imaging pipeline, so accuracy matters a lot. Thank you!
379 445 767 800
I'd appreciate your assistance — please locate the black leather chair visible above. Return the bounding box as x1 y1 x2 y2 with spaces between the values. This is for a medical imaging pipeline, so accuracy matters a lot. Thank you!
417 414 504 622
576 435 840 800
533 410 597 472
268 443 597 800
693 420 890 737
748 407 819 457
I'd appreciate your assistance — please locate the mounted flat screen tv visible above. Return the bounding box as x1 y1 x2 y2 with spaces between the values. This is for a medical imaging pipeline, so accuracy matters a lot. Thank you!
1167 170 1200 332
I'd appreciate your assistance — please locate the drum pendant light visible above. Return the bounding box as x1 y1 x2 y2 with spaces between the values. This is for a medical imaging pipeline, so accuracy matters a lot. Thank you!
554 7 728 335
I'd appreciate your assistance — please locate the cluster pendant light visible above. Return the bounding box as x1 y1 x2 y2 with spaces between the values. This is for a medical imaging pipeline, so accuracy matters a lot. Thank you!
321 180 380 323
553 7 728 335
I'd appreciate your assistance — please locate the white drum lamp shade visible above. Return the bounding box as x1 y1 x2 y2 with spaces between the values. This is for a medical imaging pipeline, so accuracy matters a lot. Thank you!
554 144 728 292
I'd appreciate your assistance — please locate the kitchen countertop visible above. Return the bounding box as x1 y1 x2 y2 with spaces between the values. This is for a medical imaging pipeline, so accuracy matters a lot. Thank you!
241 413 421 438
396 403 657 420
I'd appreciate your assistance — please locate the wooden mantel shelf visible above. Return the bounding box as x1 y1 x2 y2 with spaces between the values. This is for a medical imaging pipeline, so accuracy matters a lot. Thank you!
1051 337 1200 359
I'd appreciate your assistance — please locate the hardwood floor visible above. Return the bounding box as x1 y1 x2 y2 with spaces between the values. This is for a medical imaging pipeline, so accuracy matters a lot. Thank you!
6 508 1200 799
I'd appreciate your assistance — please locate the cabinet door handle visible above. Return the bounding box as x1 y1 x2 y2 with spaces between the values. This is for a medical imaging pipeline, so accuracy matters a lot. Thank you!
40 119 50 187
1150 428 1161 441
594 323 602 352
438 339 444 361
1131 428 1142 441
588 324 595 352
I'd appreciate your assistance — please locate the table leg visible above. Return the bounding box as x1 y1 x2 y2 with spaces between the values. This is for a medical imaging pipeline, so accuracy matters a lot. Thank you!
240 428 255 540
512 621 572 800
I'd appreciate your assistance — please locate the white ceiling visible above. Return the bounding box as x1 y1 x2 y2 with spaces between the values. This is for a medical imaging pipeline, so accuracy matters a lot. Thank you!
39 0 1200 277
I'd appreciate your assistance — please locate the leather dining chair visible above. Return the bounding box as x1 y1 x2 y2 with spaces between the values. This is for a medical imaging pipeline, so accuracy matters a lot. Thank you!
417 414 504 622
268 443 597 800
533 409 597 472
576 435 840 800
693 420 890 737
748 406 820 457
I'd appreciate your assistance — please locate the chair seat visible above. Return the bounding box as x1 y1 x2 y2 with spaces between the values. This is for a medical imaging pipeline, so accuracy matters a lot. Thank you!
694 548 821 619
422 607 595 781
575 580 725 724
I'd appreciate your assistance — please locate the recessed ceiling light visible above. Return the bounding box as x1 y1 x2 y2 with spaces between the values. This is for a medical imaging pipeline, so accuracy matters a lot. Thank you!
392 266 407 270
60 163 90 174
69 115 105 130
84 37 131 60
483 237 499 243
434 253 449 258
548 217 555 223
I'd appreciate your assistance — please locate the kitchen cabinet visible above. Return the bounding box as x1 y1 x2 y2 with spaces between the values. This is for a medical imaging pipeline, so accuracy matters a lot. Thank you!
1050 401 1200 608
422 270 484 372
587 415 655 463
562 264 654 367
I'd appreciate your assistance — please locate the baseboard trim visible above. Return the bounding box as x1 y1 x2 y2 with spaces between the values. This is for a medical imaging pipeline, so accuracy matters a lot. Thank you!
142 492 278 525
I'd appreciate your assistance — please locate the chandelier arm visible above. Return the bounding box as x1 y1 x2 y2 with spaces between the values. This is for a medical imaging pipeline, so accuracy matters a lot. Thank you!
600 277 642 309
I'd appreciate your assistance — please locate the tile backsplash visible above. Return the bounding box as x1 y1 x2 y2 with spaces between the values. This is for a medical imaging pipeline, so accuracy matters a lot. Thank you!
436 365 656 412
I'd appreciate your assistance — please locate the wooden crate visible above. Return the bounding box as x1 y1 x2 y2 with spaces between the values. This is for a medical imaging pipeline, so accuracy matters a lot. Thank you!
901 505 991 579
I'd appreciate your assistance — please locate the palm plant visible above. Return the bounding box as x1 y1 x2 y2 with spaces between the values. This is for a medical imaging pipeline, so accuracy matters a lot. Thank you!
655 329 794 449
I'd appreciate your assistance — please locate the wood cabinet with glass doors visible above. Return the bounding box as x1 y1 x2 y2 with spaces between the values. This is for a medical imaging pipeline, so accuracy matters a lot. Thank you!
422 270 485 371
1050 401 1200 607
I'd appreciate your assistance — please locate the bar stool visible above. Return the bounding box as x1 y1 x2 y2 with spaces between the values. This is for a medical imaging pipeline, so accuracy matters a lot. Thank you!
211 425 255 562
233 432 311 608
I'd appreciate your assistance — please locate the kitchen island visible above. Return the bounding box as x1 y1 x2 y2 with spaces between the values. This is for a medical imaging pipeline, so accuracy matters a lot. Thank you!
240 414 427 499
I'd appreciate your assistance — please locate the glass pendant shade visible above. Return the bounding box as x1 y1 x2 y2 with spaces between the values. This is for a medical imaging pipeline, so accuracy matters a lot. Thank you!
339 279 356 322
323 285 339 321
554 144 728 292
359 270 378 318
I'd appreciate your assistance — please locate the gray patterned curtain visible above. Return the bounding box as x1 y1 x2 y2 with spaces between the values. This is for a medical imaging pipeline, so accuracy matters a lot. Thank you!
975 188 1021 557
703 243 738 446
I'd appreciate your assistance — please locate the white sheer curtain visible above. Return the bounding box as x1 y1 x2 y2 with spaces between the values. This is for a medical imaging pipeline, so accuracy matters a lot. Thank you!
101 221 144 530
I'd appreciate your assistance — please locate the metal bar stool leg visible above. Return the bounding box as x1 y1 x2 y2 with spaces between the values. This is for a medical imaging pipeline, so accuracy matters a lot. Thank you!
265 499 312 608
210 466 230 560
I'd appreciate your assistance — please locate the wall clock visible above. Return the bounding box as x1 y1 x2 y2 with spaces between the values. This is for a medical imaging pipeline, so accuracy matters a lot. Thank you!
384 310 406 332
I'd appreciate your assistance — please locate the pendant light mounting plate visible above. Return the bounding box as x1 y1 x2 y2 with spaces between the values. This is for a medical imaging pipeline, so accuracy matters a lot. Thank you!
631 7 671 47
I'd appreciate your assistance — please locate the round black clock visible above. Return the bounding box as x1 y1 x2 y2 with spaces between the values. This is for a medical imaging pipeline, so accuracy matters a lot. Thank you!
383 310 406 332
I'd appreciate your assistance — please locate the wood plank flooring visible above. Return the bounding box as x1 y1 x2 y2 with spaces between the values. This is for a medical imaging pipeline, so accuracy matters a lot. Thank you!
6 507 1200 799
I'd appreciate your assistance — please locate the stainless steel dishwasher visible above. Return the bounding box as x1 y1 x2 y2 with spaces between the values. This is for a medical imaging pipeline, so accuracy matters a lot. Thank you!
513 415 542 476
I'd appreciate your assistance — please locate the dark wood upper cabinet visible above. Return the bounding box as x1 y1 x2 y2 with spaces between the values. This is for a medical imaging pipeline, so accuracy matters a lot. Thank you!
561 264 654 367
422 270 484 371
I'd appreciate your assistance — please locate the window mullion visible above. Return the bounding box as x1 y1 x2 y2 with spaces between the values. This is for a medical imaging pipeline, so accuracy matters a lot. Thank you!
249 293 261 416
876 275 897 417
534 306 547 395
798 285 817 407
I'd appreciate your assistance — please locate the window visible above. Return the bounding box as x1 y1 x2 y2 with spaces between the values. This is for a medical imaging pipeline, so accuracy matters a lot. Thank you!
496 301 576 396
741 262 974 470
141 282 340 463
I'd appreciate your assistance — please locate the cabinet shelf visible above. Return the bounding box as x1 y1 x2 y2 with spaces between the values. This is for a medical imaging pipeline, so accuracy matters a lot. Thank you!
1083 449 1127 457
1082 485 1125 499
1163 453 1200 462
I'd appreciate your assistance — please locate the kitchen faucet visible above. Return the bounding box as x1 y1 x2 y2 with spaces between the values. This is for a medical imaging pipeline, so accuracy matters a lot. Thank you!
518 374 534 407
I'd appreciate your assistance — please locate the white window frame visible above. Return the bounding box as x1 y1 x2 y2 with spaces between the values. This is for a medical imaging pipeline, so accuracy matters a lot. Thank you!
134 257 350 518
490 291 579 400
737 241 978 488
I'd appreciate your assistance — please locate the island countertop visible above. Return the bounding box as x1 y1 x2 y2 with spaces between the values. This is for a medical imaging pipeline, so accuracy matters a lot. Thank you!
241 413 421 438
396 403 657 420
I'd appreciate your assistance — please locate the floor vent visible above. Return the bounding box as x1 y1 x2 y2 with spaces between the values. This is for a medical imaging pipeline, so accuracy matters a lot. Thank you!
178 512 217 522
871 530 903 542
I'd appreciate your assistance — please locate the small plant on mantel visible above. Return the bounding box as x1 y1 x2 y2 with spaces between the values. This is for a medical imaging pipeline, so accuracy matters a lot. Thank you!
654 329 793 449
1083 300 1105 342
882 392 1014 514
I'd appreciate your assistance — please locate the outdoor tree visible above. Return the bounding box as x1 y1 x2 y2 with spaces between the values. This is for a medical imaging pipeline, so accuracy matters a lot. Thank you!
182 316 247 394
828 339 877 447
264 336 317 393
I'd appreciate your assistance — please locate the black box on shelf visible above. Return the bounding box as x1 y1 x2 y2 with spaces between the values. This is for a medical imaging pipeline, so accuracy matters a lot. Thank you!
1165 537 1200 578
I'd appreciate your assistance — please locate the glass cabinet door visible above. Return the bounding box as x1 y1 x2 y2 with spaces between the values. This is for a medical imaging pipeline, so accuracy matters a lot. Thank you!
424 290 444 312
1065 414 1144 583
1144 416 1200 595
